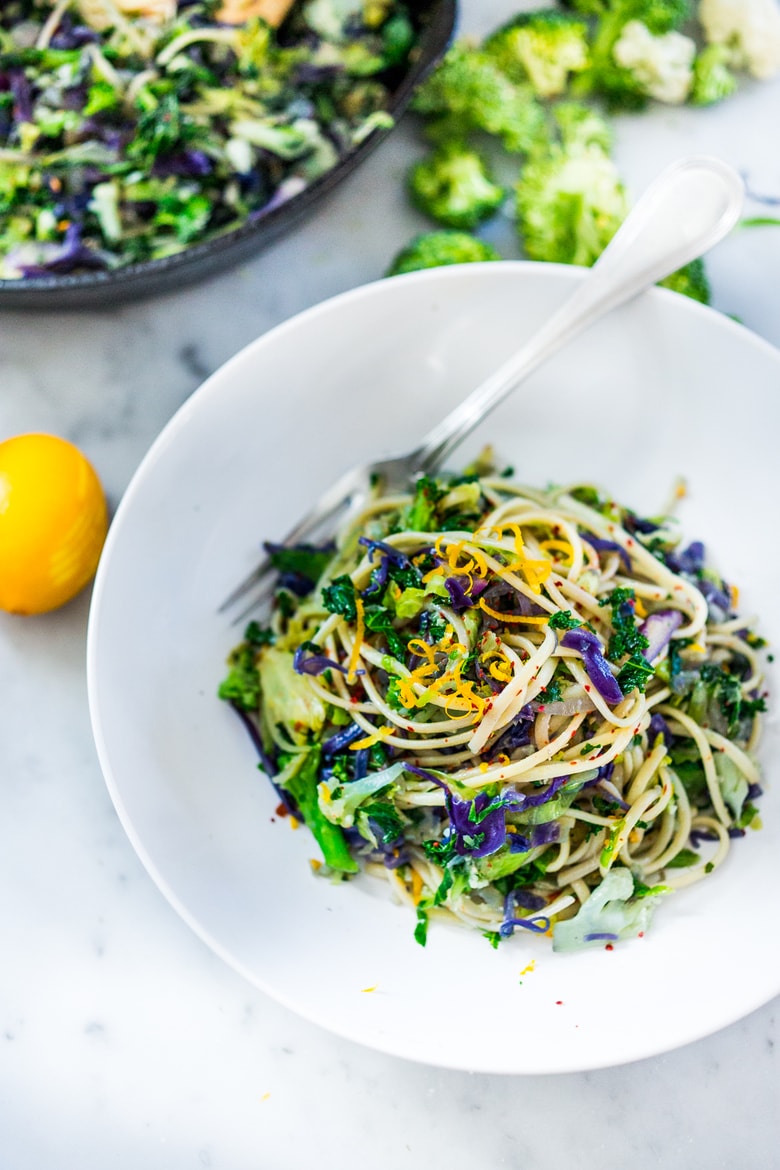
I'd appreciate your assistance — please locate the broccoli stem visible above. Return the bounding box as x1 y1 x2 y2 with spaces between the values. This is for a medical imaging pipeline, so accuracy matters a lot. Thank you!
281 748 359 874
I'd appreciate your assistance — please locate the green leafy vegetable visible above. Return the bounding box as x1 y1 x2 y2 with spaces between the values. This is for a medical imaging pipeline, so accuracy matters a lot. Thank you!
385 230 502 275
279 749 358 874
407 142 505 230
322 575 358 621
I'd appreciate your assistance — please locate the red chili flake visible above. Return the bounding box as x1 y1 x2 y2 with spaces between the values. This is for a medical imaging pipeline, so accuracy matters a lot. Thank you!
554 580 563 588
626 538 634 547
555 1000 563 1005
605 943 614 951
584 684 591 692
275 803 289 818
638 931 644 938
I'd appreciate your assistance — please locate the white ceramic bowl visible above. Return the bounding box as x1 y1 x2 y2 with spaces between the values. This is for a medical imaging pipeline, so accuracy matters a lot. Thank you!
87 262 780 1074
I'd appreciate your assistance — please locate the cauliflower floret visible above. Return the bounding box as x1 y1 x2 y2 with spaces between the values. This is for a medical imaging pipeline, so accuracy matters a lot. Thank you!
699 0 780 80
613 19 696 103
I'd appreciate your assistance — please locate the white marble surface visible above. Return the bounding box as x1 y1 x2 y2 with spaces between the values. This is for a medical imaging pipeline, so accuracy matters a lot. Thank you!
2 3 780 1166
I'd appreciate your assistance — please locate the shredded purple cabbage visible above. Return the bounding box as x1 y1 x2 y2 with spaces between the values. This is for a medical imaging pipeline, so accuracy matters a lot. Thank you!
529 821 561 847
583 932 619 942
228 701 305 819
641 609 683 662
447 790 508 858
352 748 370 781
666 541 705 575
625 513 660 535
593 761 614 786
503 775 567 811
359 537 416 598
698 577 732 616
479 579 546 620
581 533 631 570
648 712 672 746
484 707 534 757
229 702 277 778
322 722 366 755
506 889 548 914
499 915 551 939
444 574 488 613
499 889 549 938
9 69 33 123
19 223 105 276
560 628 624 705
292 645 348 676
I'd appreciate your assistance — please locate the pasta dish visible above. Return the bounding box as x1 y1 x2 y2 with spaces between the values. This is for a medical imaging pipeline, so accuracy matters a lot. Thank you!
219 463 766 950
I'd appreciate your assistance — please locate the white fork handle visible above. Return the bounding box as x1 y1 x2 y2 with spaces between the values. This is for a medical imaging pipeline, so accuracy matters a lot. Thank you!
414 155 744 471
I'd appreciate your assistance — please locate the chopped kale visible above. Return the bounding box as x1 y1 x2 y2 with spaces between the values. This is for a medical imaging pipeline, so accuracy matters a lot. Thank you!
361 800 405 844
218 644 261 711
266 542 335 590
692 662 767 734
421 610 448 644
599 587 650 661
322 575 358 621
364 605 407 660
244 620 274 646
389 563 424 590
617 653 655 694
549 610 582 630
537 678 562 703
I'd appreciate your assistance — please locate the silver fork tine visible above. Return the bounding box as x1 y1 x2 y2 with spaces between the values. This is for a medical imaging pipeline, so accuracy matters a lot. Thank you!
221 159 745 623
217 555 274 616
218 466 362 616
228 576 280 627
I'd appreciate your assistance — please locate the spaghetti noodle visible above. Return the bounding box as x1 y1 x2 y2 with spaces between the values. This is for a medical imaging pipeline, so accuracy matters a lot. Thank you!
219 467 767 950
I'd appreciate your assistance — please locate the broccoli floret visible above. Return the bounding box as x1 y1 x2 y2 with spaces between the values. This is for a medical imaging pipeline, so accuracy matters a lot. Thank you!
560 0 607 13
565 0 691 30
553 101 614 151
571 0 693 109
385 230 502 276
407 143 505 229
483 10 590 97
658 257 711 303
410 40 546 154
690 43 738 105
516 138 628 266
699 0 780 80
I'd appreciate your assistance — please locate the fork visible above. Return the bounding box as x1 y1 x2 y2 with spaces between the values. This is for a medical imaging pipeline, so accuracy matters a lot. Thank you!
220 155 744 622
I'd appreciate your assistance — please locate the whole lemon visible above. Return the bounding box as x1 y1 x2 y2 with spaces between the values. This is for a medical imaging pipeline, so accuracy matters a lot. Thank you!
0 433 109 615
